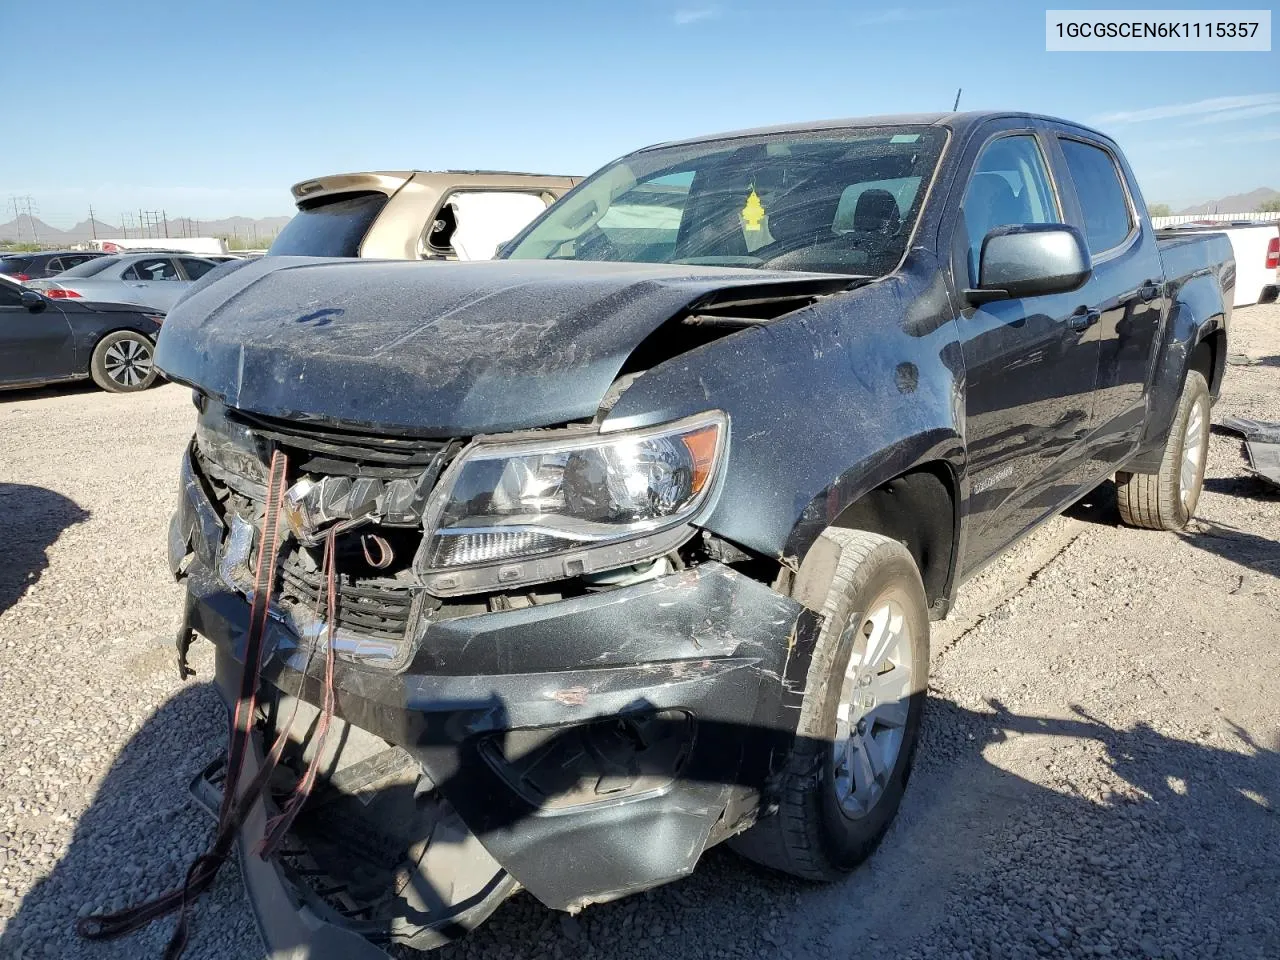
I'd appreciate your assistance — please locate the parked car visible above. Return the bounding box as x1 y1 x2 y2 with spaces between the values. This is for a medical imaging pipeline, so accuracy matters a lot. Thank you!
0 275 163 392
0 249 107 282
26 252 219 312
268 170 580 261
151 111 1232 958
1159 220 1280 306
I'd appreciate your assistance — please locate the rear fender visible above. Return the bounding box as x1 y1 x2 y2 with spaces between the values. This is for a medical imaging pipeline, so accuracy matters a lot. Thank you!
1127 274 1226 473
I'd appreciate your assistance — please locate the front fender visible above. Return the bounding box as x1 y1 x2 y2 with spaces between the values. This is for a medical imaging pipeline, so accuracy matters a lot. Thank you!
603 275 966 566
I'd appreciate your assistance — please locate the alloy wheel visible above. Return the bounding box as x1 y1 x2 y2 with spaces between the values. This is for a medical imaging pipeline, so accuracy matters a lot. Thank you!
833 587 914 818
103 337 153 388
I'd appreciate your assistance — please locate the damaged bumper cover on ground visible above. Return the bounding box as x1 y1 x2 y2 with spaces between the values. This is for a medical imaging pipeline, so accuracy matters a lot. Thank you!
169 446 818 956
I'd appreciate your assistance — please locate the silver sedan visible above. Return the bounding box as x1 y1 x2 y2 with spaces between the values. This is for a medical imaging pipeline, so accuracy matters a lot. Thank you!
28 252 220 312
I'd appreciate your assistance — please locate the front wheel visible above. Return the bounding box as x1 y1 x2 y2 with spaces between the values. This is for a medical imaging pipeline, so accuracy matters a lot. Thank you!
730 529 929 880
1116 370 1210 531
90 330 157 393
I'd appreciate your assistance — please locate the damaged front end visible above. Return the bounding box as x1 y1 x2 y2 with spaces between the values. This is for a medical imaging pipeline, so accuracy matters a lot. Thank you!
168 391 819 956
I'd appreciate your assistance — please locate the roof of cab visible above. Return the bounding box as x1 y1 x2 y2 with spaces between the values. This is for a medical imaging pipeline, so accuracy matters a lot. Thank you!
642 111 1116 151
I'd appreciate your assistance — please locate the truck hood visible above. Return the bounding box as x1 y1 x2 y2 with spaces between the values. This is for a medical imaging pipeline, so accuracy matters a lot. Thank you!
155 256 849 435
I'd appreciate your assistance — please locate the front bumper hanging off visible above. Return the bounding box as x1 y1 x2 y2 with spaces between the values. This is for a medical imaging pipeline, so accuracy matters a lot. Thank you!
169 448 818 956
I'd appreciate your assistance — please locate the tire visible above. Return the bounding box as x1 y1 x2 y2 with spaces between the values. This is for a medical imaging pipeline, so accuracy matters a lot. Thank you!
730 529 929 880
90 330 157 393
1116 370 1210 531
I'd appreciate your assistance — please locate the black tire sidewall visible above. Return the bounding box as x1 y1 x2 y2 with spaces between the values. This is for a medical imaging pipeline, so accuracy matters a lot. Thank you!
804 548 930 869
91 331 156 393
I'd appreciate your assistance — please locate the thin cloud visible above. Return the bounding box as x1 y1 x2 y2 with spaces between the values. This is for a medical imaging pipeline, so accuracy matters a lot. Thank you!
673 6 719 24
1095 92 1280 125
1188 103 1280 125
1225 128 1280 144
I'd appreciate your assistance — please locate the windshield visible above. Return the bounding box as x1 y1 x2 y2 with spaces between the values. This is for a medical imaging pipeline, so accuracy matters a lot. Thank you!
58 255 121 278
505 126 946 276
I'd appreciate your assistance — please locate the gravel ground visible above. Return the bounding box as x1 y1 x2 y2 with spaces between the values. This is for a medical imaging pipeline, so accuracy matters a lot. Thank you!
1 304 1277 960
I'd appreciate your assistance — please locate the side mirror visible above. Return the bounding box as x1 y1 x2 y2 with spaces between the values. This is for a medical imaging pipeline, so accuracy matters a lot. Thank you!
966 224 1091 304
493 239 512 258
20 289 47 312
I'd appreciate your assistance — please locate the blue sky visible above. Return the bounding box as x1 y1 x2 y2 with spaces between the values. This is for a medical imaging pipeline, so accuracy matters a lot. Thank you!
1 0 1276 226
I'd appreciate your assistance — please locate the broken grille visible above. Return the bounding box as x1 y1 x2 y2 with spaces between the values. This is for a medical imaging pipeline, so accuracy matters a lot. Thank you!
227 407 456 478
277 547 417 642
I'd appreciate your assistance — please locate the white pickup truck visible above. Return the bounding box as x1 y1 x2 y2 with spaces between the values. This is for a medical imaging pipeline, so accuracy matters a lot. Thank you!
1160 220 1279 306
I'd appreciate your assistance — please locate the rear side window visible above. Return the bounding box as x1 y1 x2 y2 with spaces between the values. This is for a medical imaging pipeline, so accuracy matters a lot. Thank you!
179 258 216 280
1058 139 1134 253
59 255 120 278
269 192 388 257
44 257 65 274
124 258 180 281
424 191 554 260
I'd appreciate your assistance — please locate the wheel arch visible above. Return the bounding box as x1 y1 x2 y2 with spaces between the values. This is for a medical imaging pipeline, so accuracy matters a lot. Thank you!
789 457 961 621
1127 292 1226 474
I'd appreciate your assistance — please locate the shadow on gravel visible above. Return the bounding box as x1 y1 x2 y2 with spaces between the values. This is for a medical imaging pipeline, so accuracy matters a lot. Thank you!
1063 478 1120 527
0 482 89 617
0 682 257 960
0 380 99 402
1202 475 1280 500
8 673 1280 960
1177 520 1280 581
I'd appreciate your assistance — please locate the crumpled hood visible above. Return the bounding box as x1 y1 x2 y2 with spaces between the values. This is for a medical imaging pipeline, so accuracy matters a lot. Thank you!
155 256 846 435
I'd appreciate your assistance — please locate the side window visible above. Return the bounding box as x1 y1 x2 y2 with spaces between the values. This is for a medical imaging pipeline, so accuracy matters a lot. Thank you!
962 135 1060 282
179 258 215 280
122 265 139 280
133 258 180 281
1058 139 1134 253
45 257 65 274
422 191 553 261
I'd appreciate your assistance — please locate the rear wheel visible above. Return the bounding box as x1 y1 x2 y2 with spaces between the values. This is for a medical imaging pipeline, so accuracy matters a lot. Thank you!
1116 370 1210 531
730 529 929 880
91 331 157 393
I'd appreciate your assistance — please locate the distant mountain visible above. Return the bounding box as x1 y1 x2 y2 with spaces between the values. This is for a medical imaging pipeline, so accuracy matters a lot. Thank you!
0 213 293 245
1177 187 1279 215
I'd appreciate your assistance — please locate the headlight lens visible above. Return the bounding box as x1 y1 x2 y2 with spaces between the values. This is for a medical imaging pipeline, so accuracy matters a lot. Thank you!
424 412 726 569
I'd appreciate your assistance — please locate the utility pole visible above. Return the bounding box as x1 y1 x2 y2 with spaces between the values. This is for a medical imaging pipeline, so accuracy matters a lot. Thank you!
953 88 962 111
162 209 169 238
9 196 39 244
88 205 98 240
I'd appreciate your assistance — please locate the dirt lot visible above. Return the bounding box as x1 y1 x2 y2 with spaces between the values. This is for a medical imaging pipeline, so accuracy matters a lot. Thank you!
1 304 1277 960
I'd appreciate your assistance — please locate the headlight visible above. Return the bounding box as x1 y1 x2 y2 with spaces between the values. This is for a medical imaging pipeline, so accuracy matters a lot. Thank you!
421 412 726 574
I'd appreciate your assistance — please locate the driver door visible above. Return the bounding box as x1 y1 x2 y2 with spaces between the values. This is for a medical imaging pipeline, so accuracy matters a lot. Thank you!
0 285 75 385
955 129 1102 574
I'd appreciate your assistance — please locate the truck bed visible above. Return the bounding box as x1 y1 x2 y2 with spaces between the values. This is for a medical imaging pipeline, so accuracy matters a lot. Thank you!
1157 231 1236 307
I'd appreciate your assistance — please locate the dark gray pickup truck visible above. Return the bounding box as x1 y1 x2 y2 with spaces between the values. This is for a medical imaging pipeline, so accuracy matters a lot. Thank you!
130 112 1232 957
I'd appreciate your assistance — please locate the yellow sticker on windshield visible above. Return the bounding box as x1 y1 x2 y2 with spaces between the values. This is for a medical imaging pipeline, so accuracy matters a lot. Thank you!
741 189 766 232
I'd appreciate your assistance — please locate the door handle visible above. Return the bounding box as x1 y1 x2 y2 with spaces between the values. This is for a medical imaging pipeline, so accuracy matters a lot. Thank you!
1068 308 1100 332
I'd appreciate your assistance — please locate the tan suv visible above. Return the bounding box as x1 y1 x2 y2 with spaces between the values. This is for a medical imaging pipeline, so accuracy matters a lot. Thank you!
268 170 580 261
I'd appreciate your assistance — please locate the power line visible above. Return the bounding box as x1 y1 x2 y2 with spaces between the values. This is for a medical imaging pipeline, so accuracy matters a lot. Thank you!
8 195 39 244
